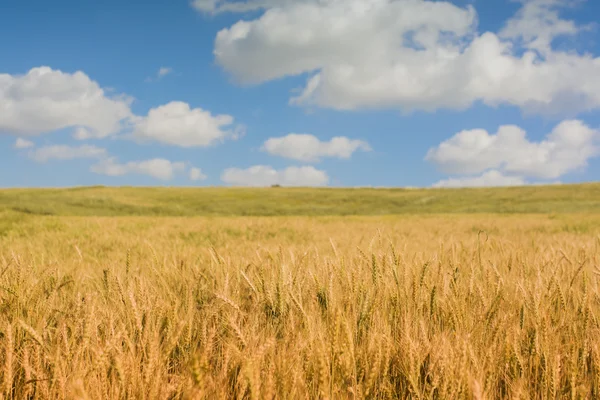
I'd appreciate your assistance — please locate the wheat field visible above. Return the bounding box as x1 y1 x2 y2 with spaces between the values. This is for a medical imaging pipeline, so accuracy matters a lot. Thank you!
1 209 600 399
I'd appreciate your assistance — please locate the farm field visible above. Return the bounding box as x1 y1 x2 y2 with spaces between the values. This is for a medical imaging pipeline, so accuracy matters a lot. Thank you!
1 185 600 399
2 183 600 217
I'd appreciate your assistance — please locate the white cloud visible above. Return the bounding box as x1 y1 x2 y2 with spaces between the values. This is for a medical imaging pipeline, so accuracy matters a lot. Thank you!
90 157 186 181
499 0 586 57
262 133 370 162
432 170 526 188
189 167 208 181
29 145 107 163
158 67 173 77
146 67 174 82
132 101 243 147
0 66 132 138
192 0 220 12
210 0 600 115
0 67 245 150
192 0 291 13
14 138 34 149
221 165 329 186
425 119 599 180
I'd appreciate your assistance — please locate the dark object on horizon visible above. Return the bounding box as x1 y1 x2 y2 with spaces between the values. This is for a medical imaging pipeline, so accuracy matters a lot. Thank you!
271 184 281 188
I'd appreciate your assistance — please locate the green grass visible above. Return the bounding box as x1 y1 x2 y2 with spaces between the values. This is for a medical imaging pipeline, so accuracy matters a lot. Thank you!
1 182 599 216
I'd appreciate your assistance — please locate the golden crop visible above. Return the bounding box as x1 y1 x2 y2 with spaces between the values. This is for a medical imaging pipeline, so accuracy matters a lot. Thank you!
1 213 599 399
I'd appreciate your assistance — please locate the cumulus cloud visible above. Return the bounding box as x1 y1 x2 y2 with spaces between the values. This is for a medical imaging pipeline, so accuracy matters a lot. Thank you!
14 138 34 149
221 165 329 186
189 167 208 181
499 0 587 56
0 67 244 150
0 66 132 138
132 101 244 147
432 170 526 188
29 145 107 163
209 0 600 115
425 119 599 180
262 133 370 162
90 157 187 181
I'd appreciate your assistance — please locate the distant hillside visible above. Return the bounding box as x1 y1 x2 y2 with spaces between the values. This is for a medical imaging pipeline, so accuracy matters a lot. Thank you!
0 183 599 216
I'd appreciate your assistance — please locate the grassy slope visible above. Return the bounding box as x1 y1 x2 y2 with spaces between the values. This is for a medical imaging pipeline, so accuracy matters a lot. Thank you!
0 182 599 216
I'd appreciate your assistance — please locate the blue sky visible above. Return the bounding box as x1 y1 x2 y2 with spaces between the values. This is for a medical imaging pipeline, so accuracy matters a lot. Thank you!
1 0 599 187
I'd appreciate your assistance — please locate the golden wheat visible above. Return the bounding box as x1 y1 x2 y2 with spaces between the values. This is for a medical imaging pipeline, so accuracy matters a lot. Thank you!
0 214 599 398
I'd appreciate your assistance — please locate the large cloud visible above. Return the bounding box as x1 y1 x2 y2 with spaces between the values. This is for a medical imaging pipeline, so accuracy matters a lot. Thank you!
209 0 600 115
262 133 370 162
132 101 244 147
425 119 599 180
221 165 329 186
0 67 132 138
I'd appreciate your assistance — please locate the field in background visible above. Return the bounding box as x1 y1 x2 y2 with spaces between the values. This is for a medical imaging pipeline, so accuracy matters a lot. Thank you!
1 186 600 398
1 183 600 217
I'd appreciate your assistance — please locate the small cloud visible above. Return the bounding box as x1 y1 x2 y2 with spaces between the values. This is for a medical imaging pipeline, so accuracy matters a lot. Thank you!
189 167 208 181
145 67 174 82
432 170 526 188
131 101 243 147
29 145 107 163
262 133 371 162
191 0 275 14
221 165 329 187
425 119 600 180
73 127 94 140
158 67 173 77
90 157 186 181
14 138 34 149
